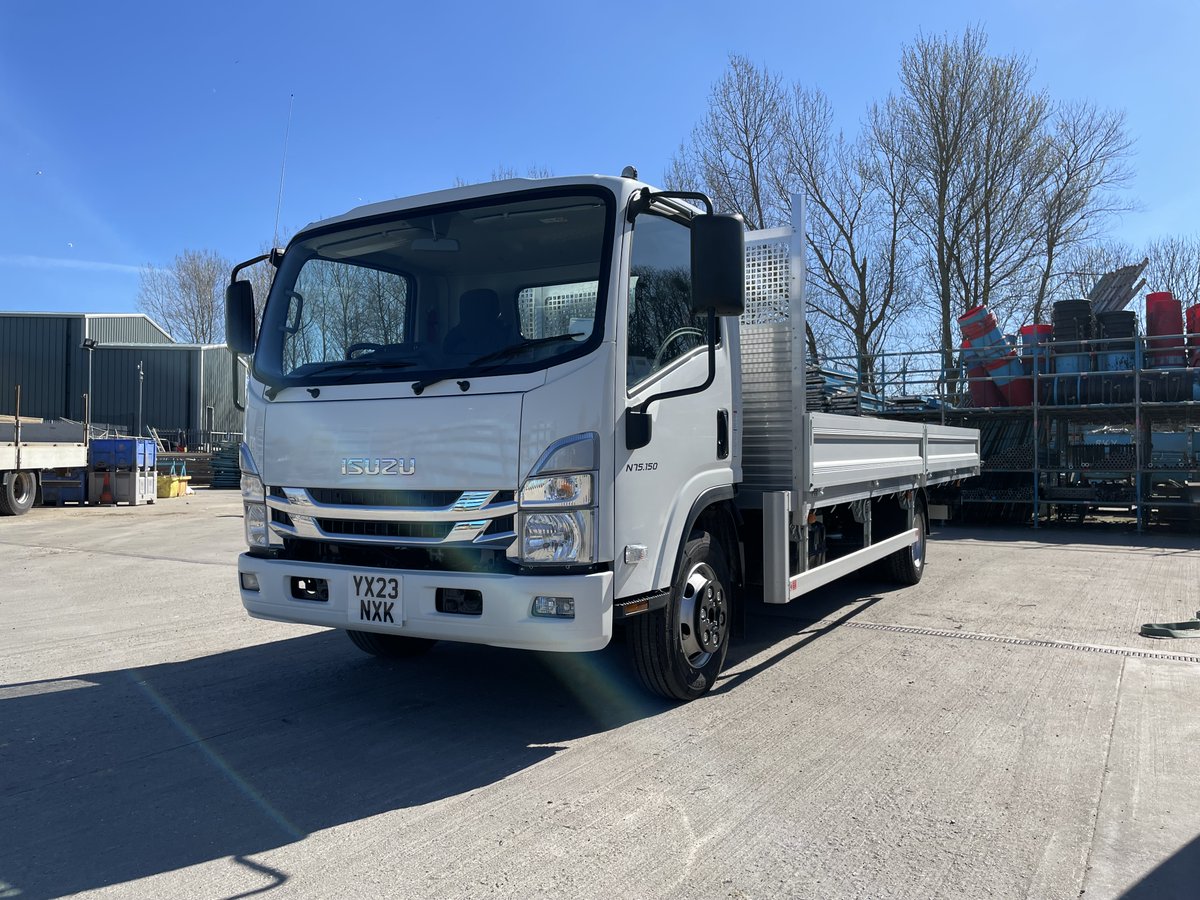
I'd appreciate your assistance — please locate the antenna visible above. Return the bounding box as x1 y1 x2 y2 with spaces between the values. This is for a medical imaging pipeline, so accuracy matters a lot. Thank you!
273 93 294 248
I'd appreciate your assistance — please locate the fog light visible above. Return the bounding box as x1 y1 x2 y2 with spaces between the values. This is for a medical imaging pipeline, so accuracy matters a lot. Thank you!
436 588 483 616
532 596 575 618
240 572 261 592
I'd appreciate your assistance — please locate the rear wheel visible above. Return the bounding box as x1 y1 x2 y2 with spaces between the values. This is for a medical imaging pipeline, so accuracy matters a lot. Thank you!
887 502 926 585
628 531 732 702
0 471 37 516
346 629 437 659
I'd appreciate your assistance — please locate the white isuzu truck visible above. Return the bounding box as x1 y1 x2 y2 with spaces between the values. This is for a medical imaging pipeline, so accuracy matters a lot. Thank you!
227 173 979 700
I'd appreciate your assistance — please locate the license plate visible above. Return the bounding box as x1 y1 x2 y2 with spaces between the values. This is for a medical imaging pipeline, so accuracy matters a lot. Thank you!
350 573 402 626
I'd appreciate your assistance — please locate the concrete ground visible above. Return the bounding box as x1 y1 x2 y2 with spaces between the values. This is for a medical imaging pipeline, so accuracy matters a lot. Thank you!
1 490 1198 900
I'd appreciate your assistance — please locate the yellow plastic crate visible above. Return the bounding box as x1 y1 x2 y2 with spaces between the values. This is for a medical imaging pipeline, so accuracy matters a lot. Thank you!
156 475 177 498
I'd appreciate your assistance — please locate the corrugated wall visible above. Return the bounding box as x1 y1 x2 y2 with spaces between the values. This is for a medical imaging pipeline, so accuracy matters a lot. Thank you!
201 346 247 435
84 314 173 345
1 314 247 436
0 315 81 419
90 346 196 433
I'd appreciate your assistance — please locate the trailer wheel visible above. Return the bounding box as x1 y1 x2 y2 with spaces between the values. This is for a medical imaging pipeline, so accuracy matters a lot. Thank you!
0 471 37 516
346 629 437 659
887 502 926 585
628 531 731 702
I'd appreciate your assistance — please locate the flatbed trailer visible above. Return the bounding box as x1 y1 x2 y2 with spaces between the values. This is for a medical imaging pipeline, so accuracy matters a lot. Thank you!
736 212 980 603
1 389 88 516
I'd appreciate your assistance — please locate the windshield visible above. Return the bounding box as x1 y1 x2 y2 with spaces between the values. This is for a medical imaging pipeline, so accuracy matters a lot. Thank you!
255 187 614 388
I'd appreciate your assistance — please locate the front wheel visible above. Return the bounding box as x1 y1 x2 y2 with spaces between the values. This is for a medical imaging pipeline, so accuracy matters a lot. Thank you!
628 531 732 701
0 471 37 516
346 629 437 659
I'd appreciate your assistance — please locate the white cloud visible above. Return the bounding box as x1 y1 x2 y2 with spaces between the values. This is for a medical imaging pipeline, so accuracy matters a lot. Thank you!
0 254 142 275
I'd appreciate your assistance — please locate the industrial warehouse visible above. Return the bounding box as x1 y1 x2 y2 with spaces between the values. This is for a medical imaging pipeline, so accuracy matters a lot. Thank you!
0 310 246 445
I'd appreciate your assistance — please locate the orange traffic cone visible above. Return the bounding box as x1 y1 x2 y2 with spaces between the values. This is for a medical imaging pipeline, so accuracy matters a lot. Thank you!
100 471 114 505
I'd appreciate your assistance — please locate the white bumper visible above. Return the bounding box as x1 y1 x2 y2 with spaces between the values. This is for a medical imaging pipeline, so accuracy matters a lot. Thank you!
237 554 614 652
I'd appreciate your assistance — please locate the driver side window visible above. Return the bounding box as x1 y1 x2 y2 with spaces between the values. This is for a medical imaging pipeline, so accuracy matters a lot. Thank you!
626 213 705 389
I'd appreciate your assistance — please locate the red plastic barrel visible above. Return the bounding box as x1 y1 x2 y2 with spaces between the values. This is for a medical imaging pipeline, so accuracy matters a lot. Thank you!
1187 304 1200 366
1146 291 1186 365
958 305 1004 348
963 340 1006 407
1003 376 1034 407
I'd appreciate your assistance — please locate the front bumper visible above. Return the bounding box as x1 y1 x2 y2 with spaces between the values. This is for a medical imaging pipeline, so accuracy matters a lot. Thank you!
237 554 614 652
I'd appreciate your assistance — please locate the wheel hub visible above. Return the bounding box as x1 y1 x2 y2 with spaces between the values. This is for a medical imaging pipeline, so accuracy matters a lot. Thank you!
678 562 728 668
13 473 33 505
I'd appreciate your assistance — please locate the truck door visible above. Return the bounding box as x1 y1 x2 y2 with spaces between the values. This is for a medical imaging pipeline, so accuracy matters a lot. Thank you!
614 209 735 599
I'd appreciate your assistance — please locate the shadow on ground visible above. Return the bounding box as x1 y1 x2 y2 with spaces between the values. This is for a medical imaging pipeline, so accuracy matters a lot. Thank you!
933 522 1200 555
0 568 901 899
1121 832 1200 898
0 631 667 899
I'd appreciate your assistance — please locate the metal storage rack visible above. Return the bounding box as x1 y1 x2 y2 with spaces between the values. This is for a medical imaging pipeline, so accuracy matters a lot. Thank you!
822 336 1199 532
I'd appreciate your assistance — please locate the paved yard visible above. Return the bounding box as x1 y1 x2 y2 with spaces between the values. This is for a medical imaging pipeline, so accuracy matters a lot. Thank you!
1 490 1197 899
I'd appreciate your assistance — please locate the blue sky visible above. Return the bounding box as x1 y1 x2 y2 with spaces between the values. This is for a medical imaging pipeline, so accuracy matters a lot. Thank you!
2 0 1196 315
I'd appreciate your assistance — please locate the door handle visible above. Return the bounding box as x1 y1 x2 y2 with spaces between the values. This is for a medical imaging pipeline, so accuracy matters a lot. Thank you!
717 409 729 459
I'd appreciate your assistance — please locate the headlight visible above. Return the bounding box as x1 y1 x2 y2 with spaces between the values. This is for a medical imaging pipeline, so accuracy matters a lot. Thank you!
241 471 265 503
519 511 594 564
239 442 268 549
244 499 268 548
517 433 599 565
520 473 593 507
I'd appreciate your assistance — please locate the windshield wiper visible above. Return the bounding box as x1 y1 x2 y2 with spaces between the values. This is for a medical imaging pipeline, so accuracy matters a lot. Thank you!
468 333 585 367
411 333 585 395
303 358 417 387
264 358 419 398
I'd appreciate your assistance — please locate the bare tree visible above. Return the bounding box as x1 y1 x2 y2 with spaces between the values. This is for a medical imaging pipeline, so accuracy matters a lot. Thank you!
455 165 555 187
137 248 230 343
893 28 990 376
670 55 787 231
1143 235 1200 305
1028 102 1134 323
771 86 919 387
952 54 1051 322
667 55 821 358
1057 239 1136 300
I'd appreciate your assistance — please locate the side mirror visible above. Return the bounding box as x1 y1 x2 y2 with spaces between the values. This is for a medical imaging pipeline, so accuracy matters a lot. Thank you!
226 281 256 355
691 214 745 317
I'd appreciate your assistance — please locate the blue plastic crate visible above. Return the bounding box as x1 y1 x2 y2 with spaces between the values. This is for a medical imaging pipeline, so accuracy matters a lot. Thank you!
40 467 88 506
89 438 157 470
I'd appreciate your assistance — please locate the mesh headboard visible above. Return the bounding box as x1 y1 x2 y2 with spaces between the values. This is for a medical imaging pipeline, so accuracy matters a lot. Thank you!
739 224 804 495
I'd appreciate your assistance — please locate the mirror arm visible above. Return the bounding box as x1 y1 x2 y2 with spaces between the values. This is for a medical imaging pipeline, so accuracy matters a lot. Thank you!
625 311 717 450
233 354 246 412
627 189 714 222
229 247 284 283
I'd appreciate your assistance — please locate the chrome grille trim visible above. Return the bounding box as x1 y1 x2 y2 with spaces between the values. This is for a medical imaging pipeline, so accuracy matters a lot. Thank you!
266 487 517 548
270 517 516 547
266 488 517 523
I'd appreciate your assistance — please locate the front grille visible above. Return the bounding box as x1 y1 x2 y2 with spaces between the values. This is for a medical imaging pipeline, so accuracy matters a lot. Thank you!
316 514 515 541
318 519 453 540
307 488 514 507
280 537 521 575
308 487 458 507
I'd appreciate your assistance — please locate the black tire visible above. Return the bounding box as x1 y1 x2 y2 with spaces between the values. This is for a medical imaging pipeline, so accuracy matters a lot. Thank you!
346 629 437 659
0 471 37 516
887 502 926 585
628 531 732 702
